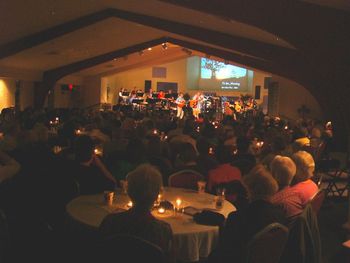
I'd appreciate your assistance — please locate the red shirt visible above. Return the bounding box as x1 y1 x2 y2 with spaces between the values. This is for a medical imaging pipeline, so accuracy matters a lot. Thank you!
207 163 241 192
272 186 304 219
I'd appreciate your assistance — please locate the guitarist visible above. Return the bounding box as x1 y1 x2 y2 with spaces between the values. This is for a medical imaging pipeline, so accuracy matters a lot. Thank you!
175 93 185 119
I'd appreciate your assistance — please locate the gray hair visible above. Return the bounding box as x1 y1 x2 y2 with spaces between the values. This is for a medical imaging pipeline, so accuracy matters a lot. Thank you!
243 165 278 201
127 164 163 210
292 151 315 182
270 155 296 189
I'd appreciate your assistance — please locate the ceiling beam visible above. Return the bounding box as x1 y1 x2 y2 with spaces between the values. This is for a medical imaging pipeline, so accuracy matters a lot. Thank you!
0 8 298 65
43 37 168 82
0 9 115 60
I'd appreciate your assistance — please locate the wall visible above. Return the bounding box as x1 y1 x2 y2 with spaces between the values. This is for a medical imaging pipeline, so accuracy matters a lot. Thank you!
0 78 34 111
50 76 84 108
0 78 15 111
272 75 323 120
82 76 101 108
103 59 188 104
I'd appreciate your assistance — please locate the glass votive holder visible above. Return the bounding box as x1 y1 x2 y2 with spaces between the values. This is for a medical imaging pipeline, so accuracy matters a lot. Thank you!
197 180 206 194
104 191 114 206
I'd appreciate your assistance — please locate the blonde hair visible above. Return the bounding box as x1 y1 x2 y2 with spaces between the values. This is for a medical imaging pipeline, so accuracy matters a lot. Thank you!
243 165 278 201
127 164 163 210
270 155 296 189
292 151 315 182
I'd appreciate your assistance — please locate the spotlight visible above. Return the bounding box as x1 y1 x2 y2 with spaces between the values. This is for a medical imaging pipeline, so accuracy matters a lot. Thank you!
147 47 152 51
161 43 168 50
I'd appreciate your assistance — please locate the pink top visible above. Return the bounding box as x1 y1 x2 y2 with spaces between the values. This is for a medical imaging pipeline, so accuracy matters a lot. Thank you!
207 163 241 192
272 180 318 219
292 179 318 204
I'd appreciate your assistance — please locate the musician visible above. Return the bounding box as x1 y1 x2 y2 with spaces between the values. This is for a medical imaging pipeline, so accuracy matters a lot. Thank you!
192 92 204 118
158 90 165 99
118 88 125 104
175 93 185 119
129 88 137 104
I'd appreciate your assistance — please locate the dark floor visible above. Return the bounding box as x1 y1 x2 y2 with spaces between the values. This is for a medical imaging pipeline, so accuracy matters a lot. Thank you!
319 196 349 263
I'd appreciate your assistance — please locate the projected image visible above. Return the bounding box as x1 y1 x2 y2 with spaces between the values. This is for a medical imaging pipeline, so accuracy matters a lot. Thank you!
201 58 249 90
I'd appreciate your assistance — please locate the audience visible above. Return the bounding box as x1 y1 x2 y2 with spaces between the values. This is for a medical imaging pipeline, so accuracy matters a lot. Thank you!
207 144 241 193
210 165 286 263
270 155 304 220
99 164 173 257
291 151 318 204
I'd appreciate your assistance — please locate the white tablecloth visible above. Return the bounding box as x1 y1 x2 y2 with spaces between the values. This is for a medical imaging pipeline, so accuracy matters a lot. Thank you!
66 187 236 262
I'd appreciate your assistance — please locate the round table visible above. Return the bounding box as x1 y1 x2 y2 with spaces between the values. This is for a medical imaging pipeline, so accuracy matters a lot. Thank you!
66 187 236 262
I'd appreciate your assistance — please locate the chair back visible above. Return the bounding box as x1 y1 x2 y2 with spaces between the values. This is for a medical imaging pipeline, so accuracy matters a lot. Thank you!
96 234 166 263
246 223 289 263
168 169 203 190
281 204 322 263
310 189 325 215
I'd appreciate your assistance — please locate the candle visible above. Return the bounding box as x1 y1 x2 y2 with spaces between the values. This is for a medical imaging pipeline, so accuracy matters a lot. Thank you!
76 129 81 135
209 147 214 155
153 129 158 135
158 207 165 214
284 125 288 130
127 201 133 208
175 198 182 207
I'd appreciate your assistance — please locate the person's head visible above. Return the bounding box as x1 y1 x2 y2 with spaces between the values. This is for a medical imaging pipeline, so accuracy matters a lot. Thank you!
292 151 315 183
196 137 210 156
127 164 163 211
236 136 250 153
74 135 94 163
270 155 296 189
216 144 234 164
243 165 278 202
178 143 197 164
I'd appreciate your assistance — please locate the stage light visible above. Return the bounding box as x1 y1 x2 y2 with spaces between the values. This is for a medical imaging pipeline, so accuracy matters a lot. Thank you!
147 47 152 51
161 43 168 50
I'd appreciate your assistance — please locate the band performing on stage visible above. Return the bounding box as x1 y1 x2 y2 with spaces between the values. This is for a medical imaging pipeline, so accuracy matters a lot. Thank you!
117 88 259 119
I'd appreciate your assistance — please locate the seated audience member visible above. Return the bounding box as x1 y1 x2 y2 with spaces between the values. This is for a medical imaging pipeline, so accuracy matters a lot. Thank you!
196 137 218 177
291 151 318 204
71 135 116 194
210 165 286 263
232 136 256 164
0 150 20 183
99 164 173 257
293 127 310 151
173 143 201 174
207 145 241 193
260 136 287 168
270 155 304 219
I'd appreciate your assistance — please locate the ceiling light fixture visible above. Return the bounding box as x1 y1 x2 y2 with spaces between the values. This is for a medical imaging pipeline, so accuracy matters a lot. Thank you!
147 47 152 51
161 43 168 50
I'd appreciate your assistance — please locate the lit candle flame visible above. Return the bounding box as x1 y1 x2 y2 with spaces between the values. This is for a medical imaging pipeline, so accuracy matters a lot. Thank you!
175 198 182 207
158 207 165 214
127 201 133 208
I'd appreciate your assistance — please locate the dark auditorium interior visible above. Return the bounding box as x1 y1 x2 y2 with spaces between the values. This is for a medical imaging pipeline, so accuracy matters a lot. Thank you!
0 1 350 263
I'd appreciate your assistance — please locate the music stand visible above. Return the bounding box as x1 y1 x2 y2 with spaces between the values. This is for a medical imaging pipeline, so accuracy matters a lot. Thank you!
122 91 130 96
136 92 144 97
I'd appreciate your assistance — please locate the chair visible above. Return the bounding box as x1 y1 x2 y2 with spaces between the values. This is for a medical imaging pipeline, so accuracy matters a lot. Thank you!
317 158 348 197
168 169 203 190
310 189 326 215
245 223 289 263
281 204 322 263
95 234 166 263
